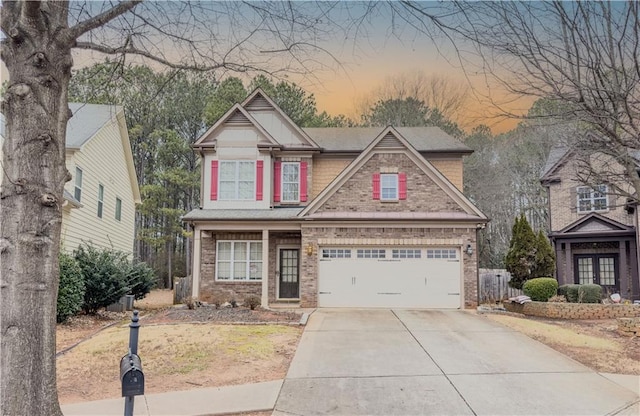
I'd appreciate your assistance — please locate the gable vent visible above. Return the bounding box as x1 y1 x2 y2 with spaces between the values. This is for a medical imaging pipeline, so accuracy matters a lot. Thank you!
376 132 404 148
224 110 251 126
245 95 272 110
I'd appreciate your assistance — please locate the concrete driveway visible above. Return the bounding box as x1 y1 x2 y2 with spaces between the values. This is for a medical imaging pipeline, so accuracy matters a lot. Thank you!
274 309 639 415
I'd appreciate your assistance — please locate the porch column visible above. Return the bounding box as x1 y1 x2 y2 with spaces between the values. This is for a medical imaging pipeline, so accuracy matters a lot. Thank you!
261 229 269 308
191 227 201 298
619 239 628 296
630 238 640 299
554 240 562 281
564 243 573 285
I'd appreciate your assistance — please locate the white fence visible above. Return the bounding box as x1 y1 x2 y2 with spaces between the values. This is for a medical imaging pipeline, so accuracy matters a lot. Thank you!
479 269 523 304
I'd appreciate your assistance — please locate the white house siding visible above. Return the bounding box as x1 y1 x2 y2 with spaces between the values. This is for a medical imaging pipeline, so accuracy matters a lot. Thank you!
62 119 136 254
248 111 307 146
201 126 272 210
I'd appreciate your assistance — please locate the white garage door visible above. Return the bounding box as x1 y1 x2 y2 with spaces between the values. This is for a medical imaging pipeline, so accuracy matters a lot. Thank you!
318 247 461 308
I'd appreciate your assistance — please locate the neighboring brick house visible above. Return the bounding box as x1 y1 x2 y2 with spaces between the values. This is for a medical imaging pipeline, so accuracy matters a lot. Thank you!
541 146 640 301
183 89 488 308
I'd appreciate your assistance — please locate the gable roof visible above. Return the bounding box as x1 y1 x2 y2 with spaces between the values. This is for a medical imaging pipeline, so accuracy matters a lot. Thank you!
193 103 280 149
242 88 319 148
66 103 122 149
550 212 635 239
299 126 487 220
303 126 471 153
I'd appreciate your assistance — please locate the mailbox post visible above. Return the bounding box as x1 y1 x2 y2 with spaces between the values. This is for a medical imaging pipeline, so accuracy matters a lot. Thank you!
121 310 144 416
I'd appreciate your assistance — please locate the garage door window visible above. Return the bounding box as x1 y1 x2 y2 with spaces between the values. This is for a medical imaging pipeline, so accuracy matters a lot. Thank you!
357 249 386 258
392 249 421 259
322 249 351 258
426 249 457 259
216 241 262 281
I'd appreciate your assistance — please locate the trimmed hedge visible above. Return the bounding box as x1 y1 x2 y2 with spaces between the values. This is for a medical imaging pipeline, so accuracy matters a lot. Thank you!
57 253 85 323
523 277 558 302
578 284 602 303
558 283 602 303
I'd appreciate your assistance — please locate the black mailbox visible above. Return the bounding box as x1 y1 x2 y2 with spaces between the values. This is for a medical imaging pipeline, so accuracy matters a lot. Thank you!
120 353 144 397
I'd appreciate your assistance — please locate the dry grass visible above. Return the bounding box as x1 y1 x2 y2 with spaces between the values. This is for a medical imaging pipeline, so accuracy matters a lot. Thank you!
486 313 640 375
57 322 302 404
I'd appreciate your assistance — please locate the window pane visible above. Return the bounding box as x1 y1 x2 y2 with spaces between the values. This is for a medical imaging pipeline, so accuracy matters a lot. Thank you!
238 162 255 180
599 257 615 286
217 262 231 279
219 162 235 180
115 198 122 221
234 242 247 260
380 174 398 200
250 243 262 260
238 181 254 199
218 242 232 260
249 262 262 280
577 258 593 285
233 262 247 279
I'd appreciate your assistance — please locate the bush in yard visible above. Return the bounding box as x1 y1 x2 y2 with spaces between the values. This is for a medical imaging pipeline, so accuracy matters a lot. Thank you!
532 230 555 278
578 284 602 303
75 244 129 314
522 277 558 302
559 284 580 302
126 261 157 300
505 215 537 289
244 295 261 310
57 252 85 323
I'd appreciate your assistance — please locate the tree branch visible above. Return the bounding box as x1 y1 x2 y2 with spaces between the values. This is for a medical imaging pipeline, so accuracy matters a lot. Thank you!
69 0 141 39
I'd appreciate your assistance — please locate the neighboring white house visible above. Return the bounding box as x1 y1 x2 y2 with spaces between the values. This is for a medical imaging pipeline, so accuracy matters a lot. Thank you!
1 103 141 254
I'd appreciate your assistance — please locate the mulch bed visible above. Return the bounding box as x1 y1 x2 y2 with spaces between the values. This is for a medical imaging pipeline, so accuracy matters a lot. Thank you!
142 305 303 325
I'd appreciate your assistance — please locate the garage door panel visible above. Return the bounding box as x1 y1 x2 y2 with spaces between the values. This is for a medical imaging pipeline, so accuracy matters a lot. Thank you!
318 247 461 308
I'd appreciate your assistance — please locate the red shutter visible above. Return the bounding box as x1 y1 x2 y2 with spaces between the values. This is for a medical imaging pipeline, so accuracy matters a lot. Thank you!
399 172 407 200
300 161 308 202
256 160 263 201
210 160 218 200
372 173 380 200
274 161 282 202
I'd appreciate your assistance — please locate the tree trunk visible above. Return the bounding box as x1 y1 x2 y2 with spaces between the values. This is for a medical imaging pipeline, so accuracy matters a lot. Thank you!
1 3 74 415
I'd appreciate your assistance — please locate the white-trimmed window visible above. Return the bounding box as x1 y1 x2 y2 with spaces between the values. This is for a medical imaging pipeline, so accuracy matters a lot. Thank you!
115 198 122 221
357 249 386 259
577 185 608 213
380 174 398 201
426 249 457 259
74 167 83 202
393 249 421 259
322 249 351 259
97 184 104 218
281 162 300 202
219 161 255 200
216 241 262 281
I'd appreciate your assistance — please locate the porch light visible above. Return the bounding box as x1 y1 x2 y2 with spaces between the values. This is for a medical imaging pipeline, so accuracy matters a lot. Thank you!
465 244 473 256
305 243 314 256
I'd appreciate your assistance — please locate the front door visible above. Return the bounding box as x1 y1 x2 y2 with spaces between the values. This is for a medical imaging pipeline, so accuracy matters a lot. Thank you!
574 255 619 293
279 249 300 299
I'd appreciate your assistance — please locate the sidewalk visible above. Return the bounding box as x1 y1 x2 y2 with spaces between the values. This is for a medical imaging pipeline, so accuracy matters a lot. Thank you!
62 379 283 416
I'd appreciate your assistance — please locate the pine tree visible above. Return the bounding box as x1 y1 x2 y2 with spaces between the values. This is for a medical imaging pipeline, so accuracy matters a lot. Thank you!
532 230 555 278
505 215 537 289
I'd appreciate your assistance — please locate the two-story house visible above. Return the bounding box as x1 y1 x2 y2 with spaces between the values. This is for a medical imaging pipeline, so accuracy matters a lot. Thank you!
183 89 488 309
541 145 640 301
1 103 141 255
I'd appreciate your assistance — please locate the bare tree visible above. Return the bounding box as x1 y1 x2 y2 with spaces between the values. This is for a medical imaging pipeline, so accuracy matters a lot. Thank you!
357 70 469 125
396 1 640 201
0 2 355 414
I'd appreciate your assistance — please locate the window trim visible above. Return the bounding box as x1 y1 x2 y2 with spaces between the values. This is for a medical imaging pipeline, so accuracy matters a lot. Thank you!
215 240 263 281
380 173 399 201
115 197 122 221
218 160 256 201
74 167 83 202
97 184 104 218
281 162 300 203
576 185 609 213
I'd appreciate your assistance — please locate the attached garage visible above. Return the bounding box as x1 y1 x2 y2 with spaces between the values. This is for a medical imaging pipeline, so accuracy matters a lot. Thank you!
317 247 462 308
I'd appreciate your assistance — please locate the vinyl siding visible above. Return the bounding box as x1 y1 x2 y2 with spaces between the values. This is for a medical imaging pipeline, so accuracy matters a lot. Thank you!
62 119 136 254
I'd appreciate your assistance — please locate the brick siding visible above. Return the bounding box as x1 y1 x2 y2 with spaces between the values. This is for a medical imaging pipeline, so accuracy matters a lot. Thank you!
317 153 465 213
